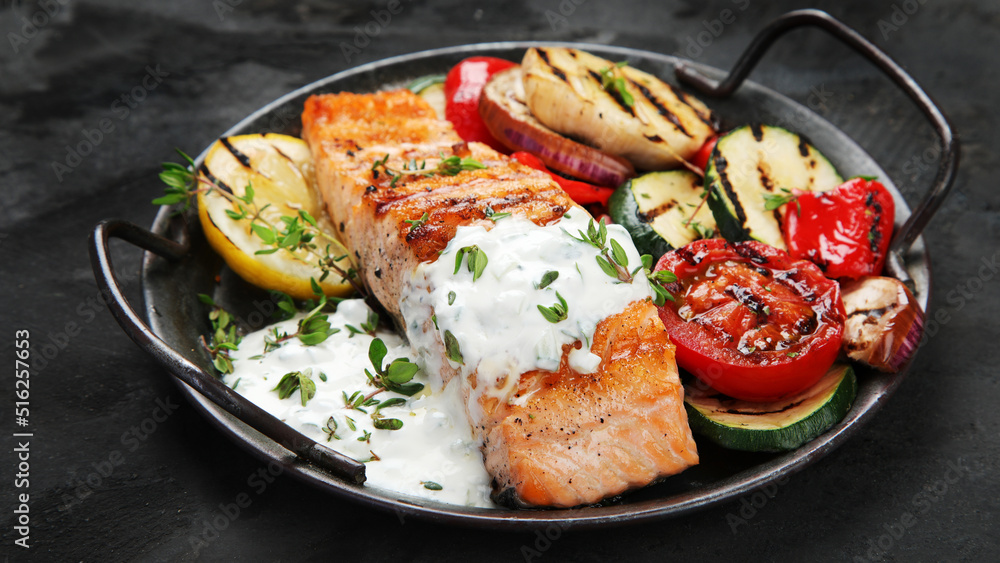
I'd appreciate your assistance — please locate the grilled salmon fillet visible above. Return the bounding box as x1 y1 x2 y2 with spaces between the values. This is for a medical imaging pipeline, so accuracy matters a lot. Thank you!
302 90 698 507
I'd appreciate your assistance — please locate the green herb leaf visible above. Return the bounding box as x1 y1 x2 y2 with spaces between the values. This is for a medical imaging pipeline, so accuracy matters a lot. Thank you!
640 254 653 272
378 397 407 410
368 339 388 374
372 417 404 431
650 270 677 284
595 255 618 279
762 188 799 212
443 330 464 364
537 292 569 323
454 245 488 281
404 211 430 232
422 481 443 491
609 238 629 268
599 63 634 108
272 369 316 406
448 291 457 306
386 358 420 384
536 270 559 290
250 222 276 244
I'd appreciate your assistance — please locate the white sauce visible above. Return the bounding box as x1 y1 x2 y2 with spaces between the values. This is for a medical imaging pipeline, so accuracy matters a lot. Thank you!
224 212 653 508
224 300 494 507
399 212 653 422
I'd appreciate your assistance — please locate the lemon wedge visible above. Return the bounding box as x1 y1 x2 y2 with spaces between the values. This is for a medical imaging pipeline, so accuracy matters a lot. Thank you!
197 133 354 299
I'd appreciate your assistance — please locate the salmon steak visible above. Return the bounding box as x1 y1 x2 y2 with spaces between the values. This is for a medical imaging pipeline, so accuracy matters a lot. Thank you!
302 89 698 508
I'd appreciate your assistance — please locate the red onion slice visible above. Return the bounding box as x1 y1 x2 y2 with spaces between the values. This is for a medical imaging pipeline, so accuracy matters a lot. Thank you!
479 67 635 188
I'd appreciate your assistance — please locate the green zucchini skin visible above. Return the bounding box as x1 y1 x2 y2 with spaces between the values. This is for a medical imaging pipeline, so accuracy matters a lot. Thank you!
705 124 843 250
683 364 857 453
608 170 716 261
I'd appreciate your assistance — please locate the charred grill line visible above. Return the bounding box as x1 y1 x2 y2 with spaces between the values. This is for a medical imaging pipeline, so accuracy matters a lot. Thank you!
198 164 234 194
632 80 692 137
221 137 253 169
714 157 750 232
536 48 568 82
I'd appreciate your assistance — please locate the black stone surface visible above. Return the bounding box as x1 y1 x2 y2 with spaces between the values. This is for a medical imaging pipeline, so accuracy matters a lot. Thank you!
1 0 997 561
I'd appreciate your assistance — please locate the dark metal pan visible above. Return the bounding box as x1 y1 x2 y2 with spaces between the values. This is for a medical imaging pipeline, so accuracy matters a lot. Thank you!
89 9 957 530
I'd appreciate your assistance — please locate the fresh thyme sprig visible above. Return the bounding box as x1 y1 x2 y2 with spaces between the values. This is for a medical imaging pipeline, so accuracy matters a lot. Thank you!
646 262 678 307
483 204 511 222
763 187 801 214
538 292 569 324
404 211 430 233
371 151 487 188
565 219 677 306
443 330 463 365
364 338 424 397
153 150 365 296
272 368 317 406
567 218 634 283
454 245 488 282
197 294 241 374
599 61 634 109
345 310 379 338
535 270 559 290
263 280 341 352
322 416 340 441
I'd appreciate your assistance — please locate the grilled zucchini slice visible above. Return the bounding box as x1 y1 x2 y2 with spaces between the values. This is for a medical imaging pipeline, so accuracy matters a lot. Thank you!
706 125 842 250
684 363 857 452
608 170 716 260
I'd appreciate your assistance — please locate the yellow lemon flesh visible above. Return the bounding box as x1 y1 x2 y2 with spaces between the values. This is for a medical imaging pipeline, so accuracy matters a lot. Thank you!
197 133 354 300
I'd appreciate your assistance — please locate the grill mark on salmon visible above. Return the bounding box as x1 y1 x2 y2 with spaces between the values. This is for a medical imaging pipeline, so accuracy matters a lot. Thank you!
302 90 697 508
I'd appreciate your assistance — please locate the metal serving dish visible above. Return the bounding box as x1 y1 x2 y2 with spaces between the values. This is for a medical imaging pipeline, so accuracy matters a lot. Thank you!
90 10 957 530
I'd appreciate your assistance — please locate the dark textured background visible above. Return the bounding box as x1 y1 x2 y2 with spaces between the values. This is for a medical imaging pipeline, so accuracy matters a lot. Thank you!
1 0 998 561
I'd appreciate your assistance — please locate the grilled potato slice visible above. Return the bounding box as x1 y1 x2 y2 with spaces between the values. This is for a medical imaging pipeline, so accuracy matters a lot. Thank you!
521 47 716 170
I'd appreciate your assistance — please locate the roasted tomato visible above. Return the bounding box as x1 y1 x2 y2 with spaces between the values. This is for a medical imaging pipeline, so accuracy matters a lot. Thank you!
655 239 846 402
782 177 896 279
444 56 517 152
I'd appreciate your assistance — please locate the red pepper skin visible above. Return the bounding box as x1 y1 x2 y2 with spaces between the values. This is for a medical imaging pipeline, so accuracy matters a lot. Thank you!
444 57 517 153
509 151 615 206
691 135 718 172
782 178 896 279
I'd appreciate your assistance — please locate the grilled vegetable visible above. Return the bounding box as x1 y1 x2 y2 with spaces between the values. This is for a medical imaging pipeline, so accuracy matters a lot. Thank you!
655 239 846 402
684 363 857 452
691 135 718 173
197 134 352 299
521 47 716 170
783 177 896 279
479 67 635 187
608 170 716 260
705 125 842 250
509 151 614 206
444 56 518 152
408 74 446 119
841 276 924 372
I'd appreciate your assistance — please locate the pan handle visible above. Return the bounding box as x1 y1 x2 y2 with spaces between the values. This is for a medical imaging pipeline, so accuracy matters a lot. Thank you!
675 8 959 282
88 218 366 484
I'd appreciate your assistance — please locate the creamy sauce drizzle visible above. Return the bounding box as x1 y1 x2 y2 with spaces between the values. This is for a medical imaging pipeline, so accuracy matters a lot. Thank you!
224 300 494 507
224 213 652 508
399 212 653 422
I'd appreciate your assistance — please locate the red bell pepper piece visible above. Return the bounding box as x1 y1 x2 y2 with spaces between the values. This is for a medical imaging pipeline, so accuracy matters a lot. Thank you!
782 177 896 279
444 57 517 153
509 151 615 206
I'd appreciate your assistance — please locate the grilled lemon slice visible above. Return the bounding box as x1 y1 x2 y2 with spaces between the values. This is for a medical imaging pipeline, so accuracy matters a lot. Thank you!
197 133 354 299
